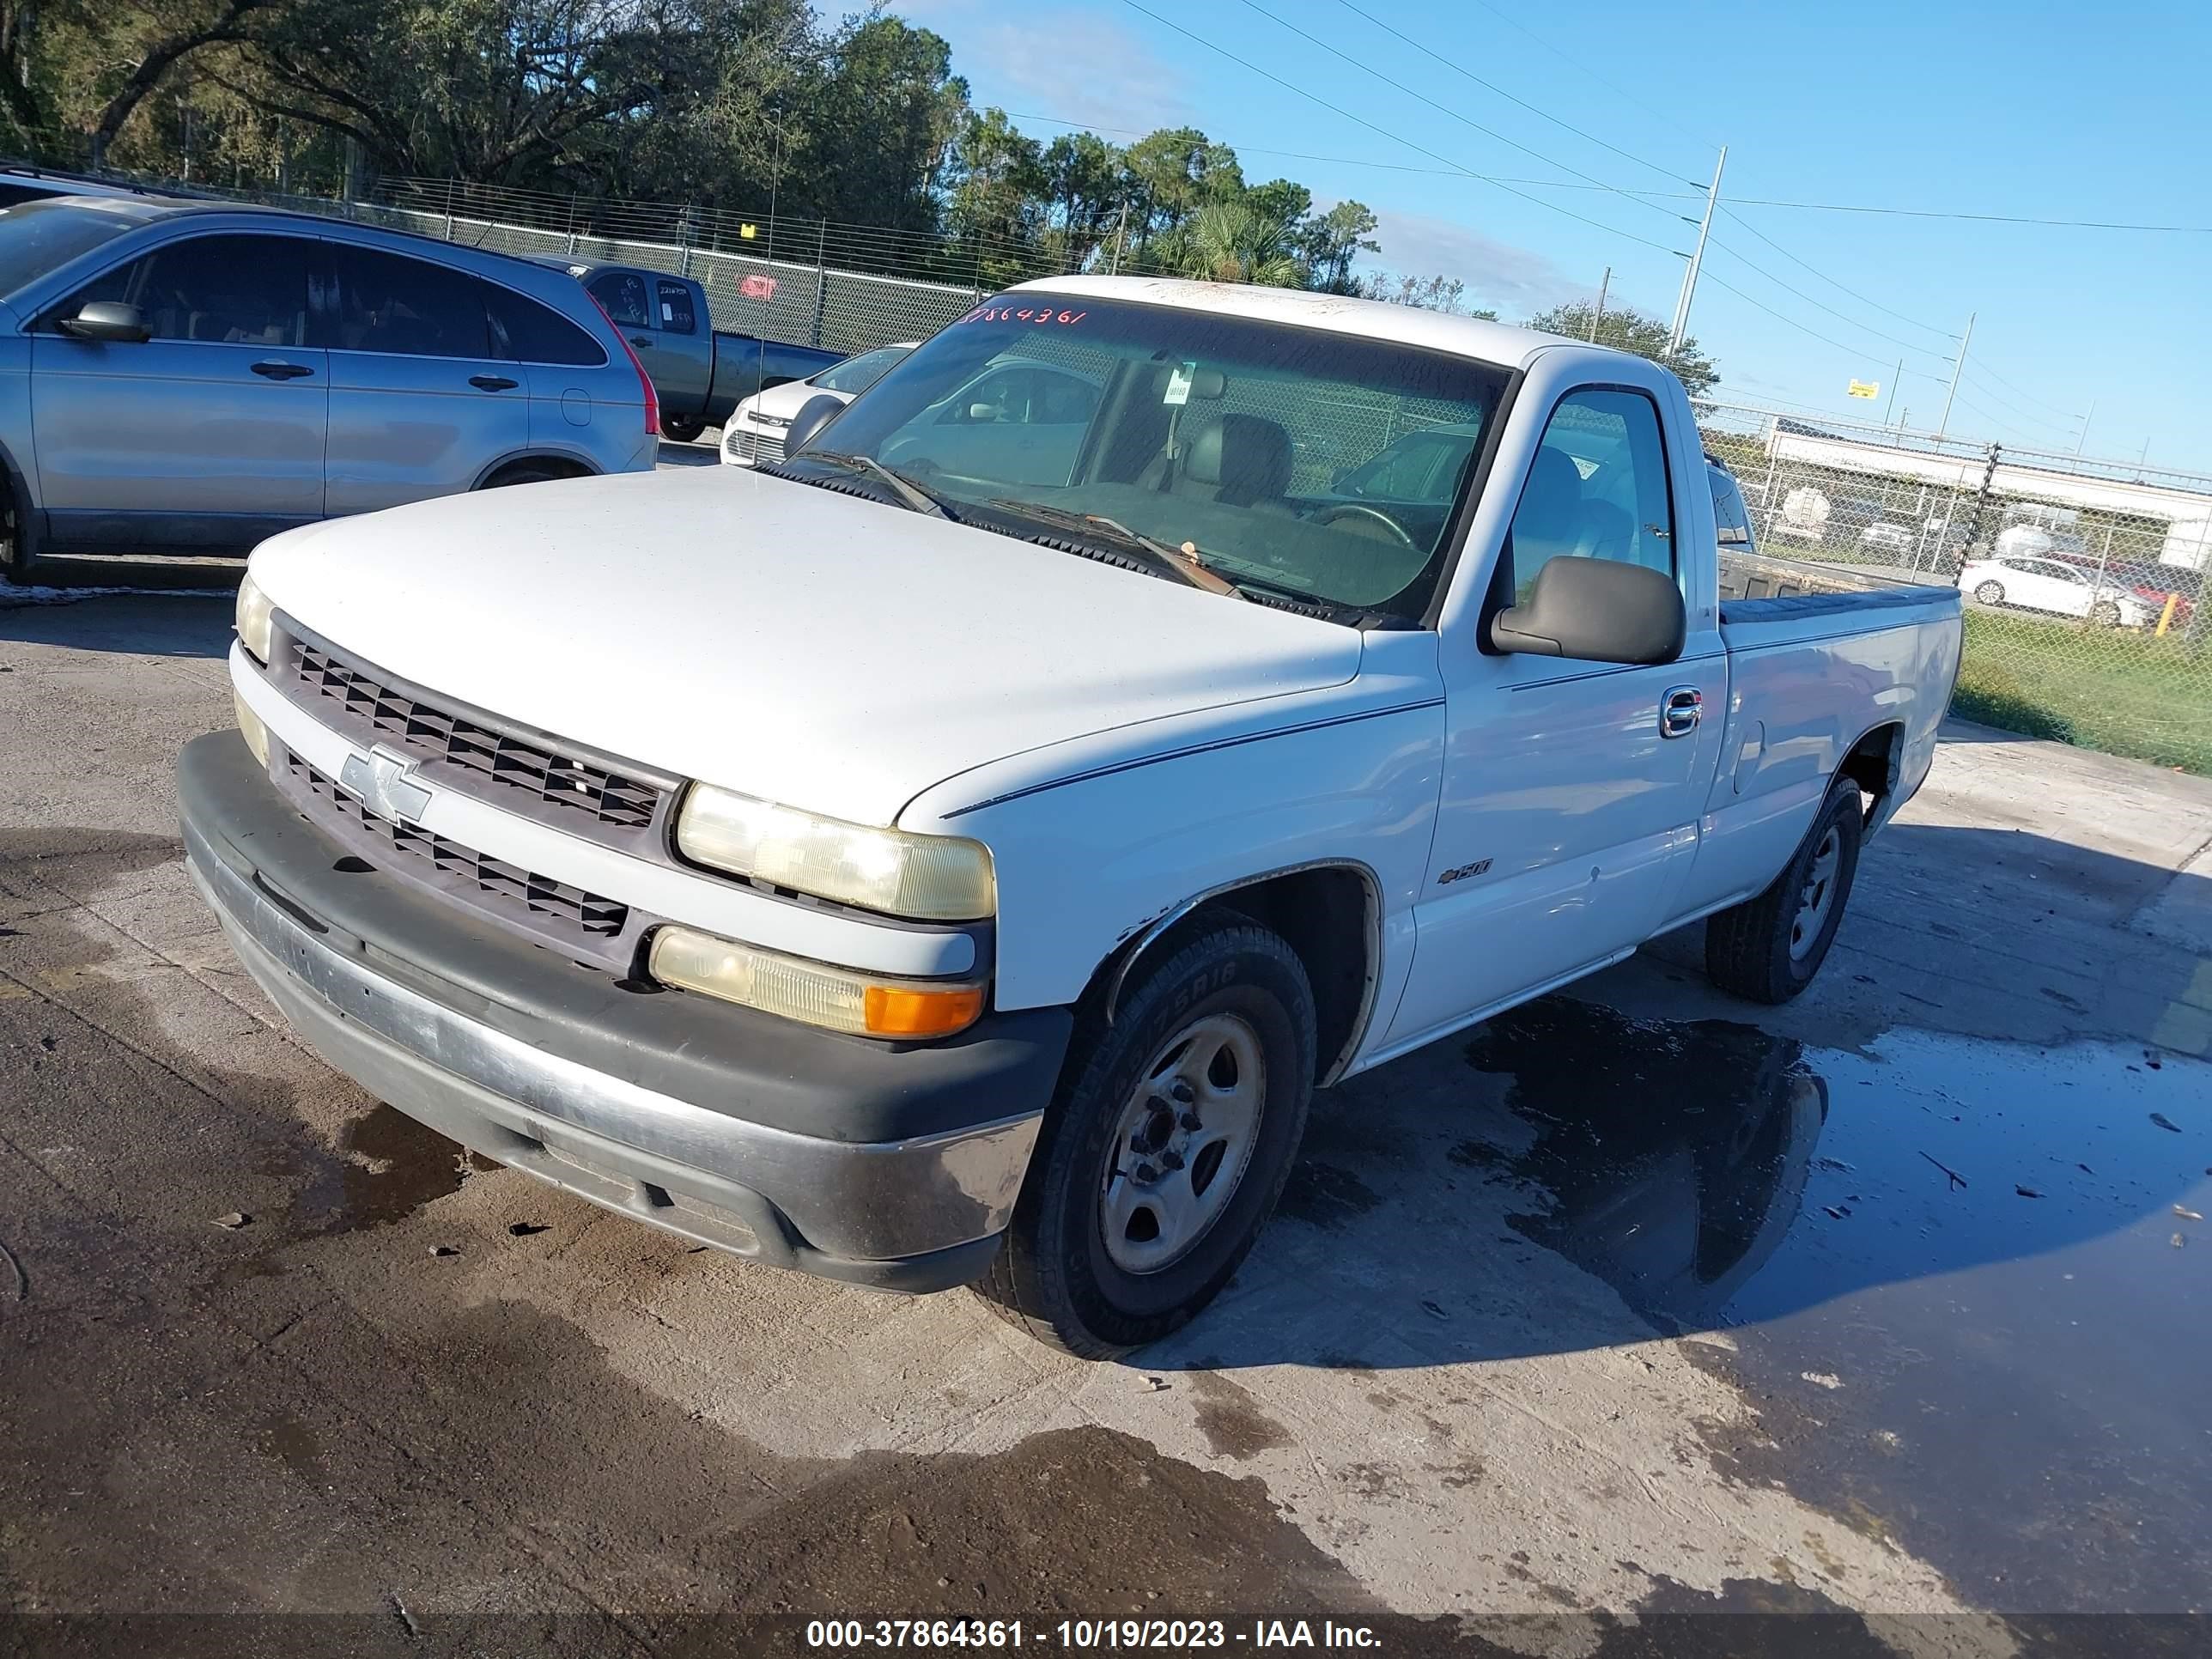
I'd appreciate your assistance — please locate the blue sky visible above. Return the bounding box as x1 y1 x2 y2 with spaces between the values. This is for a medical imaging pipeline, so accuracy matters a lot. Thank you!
895 0 2212 474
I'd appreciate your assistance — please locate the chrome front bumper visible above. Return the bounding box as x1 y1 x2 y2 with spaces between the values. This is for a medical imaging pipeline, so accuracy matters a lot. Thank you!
182 734 1056 1292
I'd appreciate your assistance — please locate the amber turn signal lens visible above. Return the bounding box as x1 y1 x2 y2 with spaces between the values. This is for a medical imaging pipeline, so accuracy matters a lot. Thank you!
864 982 985 1038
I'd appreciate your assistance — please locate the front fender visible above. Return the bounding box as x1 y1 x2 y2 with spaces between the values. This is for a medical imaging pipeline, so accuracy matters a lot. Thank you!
899 694 1445 1020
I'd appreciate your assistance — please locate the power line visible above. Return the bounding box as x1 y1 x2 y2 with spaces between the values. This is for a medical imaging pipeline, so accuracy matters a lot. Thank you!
1958 355 2087 422
1459 0 1721 155
1326 0 1698 189
1230 0 1692 229
1115 0 1686 258
1725 198 2212 233
1715 206 1956 340
1697 269 1892 364
1700 234 1954 366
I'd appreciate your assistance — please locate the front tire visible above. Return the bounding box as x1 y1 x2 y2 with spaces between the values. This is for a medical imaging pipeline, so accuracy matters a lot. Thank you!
1973 580 2005 605
977 919 1316 1358
1705 775 1864 1005
659 416 707 444
2089 599 2122 628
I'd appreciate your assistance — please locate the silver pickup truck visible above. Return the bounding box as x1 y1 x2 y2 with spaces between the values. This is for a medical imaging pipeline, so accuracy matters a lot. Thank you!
556 260 845 442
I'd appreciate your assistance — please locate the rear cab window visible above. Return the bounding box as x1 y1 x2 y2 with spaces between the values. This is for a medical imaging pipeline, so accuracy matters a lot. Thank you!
587 270 652 331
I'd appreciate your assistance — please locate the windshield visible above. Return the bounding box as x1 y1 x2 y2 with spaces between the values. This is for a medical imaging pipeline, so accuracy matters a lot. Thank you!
805 293 1508 619
0 198 137 300
811 345 909 395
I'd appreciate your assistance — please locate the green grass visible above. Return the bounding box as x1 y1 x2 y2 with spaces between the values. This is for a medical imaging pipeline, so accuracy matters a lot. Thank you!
1950 608 2212 774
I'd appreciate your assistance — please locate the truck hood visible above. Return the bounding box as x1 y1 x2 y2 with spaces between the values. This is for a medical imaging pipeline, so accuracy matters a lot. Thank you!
250 465 1362 826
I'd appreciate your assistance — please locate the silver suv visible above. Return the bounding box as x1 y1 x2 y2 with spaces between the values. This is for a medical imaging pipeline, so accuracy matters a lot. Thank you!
0 196 658 576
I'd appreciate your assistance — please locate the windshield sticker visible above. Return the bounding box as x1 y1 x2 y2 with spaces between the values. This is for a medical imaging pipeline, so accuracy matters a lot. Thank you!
1163 362 1198 406
961 305 1089 325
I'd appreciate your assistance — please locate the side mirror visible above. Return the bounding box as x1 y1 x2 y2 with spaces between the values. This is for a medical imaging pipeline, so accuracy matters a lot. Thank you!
58 300 150 343
785 392 848 458
1488 556 1686 665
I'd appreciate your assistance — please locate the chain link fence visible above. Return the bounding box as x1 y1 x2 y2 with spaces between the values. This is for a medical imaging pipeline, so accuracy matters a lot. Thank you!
1698 401 2212 772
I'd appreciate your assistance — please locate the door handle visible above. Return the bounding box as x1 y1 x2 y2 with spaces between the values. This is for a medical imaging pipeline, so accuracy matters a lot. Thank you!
469 374 519 392
629 335 653 349
251 361 313 380
1660 685 1703 738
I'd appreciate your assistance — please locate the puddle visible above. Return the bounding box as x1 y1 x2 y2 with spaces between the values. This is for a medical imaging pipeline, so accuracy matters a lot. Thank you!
1462 997 2212 1612
1462 1000 2209 1336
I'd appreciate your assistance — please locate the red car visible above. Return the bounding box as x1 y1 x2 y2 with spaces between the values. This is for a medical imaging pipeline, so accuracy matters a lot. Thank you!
2045 550 2197 628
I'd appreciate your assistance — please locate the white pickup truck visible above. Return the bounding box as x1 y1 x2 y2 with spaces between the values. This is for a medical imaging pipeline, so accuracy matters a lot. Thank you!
183 276 1962 1357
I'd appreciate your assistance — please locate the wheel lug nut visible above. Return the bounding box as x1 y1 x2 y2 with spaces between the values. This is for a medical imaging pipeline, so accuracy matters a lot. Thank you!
1168 1080 1194 1104
1179 1112 1202 1132
1159 1149 1184 1171
1134 1163 1158 1183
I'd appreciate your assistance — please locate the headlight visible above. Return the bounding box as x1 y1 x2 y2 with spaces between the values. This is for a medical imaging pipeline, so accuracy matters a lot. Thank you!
235 572 275 664
233 685 271 769
648 926 984 1038
675 784 995 921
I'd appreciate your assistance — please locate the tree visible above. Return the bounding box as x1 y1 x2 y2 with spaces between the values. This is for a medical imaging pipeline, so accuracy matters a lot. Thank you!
1358 272 1497 318
1165 198 1304 288
1525 300 1719 396
942 106 1046 283
1119 125 1240 258
1297 199 1376 294
1040 129 1122 271
83 0 285 167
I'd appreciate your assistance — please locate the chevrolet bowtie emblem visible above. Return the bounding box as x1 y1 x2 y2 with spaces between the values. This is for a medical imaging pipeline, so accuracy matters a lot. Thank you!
338 744 433 823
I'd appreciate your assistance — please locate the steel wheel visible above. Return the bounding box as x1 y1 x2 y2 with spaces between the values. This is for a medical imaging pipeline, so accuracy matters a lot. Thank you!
1789 826 1841 963
1099 1012 1266 1275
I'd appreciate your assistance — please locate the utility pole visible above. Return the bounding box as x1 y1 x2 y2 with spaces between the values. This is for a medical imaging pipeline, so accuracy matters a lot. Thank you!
1668 145 1725 354
1109 201 1129 275
1588 267 1610 341
2075 398 2095 455
1882 359 1901 425
1936 310 1974 442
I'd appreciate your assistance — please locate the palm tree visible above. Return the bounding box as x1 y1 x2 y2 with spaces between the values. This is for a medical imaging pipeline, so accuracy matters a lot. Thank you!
1166 199 1306 288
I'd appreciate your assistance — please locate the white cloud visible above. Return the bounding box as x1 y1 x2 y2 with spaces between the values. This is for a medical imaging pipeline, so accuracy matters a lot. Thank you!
1360 209 1600 320
893 1 1194 134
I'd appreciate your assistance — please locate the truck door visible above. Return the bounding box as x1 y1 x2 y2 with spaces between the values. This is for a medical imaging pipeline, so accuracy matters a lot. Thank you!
1383 383 1725 1048
586 270 707 419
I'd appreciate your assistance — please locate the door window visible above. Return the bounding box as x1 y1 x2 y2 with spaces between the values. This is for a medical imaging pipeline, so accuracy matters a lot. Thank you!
1506 388 1674 599
587 270 652 330
654 278 696 334
316 245 493 358
47 233 311 346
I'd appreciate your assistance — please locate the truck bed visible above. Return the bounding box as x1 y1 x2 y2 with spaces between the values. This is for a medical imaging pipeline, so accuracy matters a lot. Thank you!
1717 548 1959 623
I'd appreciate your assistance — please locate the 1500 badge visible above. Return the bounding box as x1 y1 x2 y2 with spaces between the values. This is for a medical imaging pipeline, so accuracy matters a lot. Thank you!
1437 859 1492 884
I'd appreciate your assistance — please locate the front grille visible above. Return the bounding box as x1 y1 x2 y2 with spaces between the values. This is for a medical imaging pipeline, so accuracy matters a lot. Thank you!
289 756 629 943
728 428 786 465
288 640 666 833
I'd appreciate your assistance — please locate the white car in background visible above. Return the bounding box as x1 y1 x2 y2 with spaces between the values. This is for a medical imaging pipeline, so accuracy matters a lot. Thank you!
721 342 916 466
1958 553 2154 628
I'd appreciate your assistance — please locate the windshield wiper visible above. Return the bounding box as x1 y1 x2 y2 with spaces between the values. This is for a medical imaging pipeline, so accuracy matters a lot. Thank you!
983 500 1245 599
802 450 961 521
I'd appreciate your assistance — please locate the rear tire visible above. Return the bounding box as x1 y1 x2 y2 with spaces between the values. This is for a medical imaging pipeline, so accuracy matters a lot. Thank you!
976 918 1316 1358
1973 580 2004 605
659 416 707 444
1705 775 1863 1005
2089 599 2121 628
